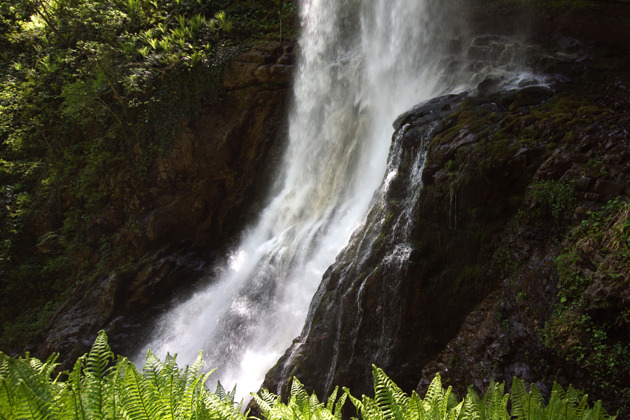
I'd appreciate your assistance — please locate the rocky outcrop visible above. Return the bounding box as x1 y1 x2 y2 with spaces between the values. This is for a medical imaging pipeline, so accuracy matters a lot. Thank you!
40 42 296 364
419 74 630 415
144 42 295 250
261 80 557 400
261 34 630 414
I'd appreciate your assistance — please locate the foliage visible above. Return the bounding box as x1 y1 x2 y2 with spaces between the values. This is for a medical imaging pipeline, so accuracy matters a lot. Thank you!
530 180 576 222
252 378 346 420
0 0 298 351
543 197 630 414
1 335 616 420
0 330 247 419
255 365 615 420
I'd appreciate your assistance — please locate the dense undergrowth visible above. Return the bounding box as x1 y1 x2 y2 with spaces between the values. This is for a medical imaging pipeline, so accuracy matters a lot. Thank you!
543 197 630 410
0 0 297 351
0 331 617 419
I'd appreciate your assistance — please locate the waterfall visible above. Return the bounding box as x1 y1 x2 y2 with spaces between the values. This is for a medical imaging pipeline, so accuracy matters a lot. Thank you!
138 0 459 400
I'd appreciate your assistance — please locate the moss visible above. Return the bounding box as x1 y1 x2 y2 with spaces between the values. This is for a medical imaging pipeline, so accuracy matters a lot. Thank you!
432 123 464 146
432 109 495 147
446 156 462 173
532 95 606 129
383 211 394 227
372 232 388 252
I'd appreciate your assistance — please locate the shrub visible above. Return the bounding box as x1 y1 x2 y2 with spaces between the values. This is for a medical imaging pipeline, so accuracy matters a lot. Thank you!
531 180 576 222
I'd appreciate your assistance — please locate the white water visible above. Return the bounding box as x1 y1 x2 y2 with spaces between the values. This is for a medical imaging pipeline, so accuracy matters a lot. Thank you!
139 0 458 401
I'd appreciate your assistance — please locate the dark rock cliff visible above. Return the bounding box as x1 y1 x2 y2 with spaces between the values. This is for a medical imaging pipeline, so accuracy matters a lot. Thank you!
39 42 296 365
261 4 630 414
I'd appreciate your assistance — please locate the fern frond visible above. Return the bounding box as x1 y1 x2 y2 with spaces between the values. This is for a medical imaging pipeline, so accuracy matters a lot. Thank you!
215 381 227 401
307 392 322 418
423 373 443 405
10 355 53 403
407 391 427 420
0 354 16 416
289 376 309 417
566 384 582 406
140 350 184 420
362 396 384 420
227 384 238 408
482 380 509 419
447 400 464 420
461 387 481 420
372 365 406 420
4 354 58 420
142 350 163 389
333 388 348 420
511 377 530 419
0 380 14 418
82 331 117 419
121 362 161 419
201 391 246 420
0 353 9 379
326 386 339 413
588 400 604 420
177 367 210 417
65 354 88 420
545 384 568 420
285 377 325 420
186 352 204 385
435 385 452 418
103 356 128 420
85 331 114 380
343 387 363 418
13 380 53 420
251 388 277 416
576 393 590 419
564 383 590 419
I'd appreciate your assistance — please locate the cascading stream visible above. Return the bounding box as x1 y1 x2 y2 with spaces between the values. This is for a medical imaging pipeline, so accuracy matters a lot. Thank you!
138 0 465 401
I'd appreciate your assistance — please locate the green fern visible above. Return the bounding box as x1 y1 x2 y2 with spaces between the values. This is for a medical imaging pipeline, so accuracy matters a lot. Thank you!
84 330 116 419
461 388 481 420
373 365 407 420
0 331 246 420
510 377 615 420
253 377 339 420
0 352 62 420
0 333 619 420
343 369 465 420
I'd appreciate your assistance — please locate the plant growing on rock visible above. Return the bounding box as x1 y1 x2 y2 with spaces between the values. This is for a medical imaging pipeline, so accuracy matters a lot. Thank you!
531 180 576 222
0 0 299 353
543 197 630 414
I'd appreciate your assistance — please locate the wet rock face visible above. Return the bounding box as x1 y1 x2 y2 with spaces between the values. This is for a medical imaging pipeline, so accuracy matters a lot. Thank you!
263 34 630 413
40 42 295 364
144 42 295 250
419 70 630 413
261 79 560 400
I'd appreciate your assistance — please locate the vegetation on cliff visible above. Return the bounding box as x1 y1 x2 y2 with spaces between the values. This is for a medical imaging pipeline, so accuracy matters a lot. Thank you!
543 197 630 410
417 60 630 416
0 0 297 353
0 332 617 419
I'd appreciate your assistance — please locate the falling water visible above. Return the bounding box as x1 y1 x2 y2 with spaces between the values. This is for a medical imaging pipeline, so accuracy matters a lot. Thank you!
138 0 464 400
